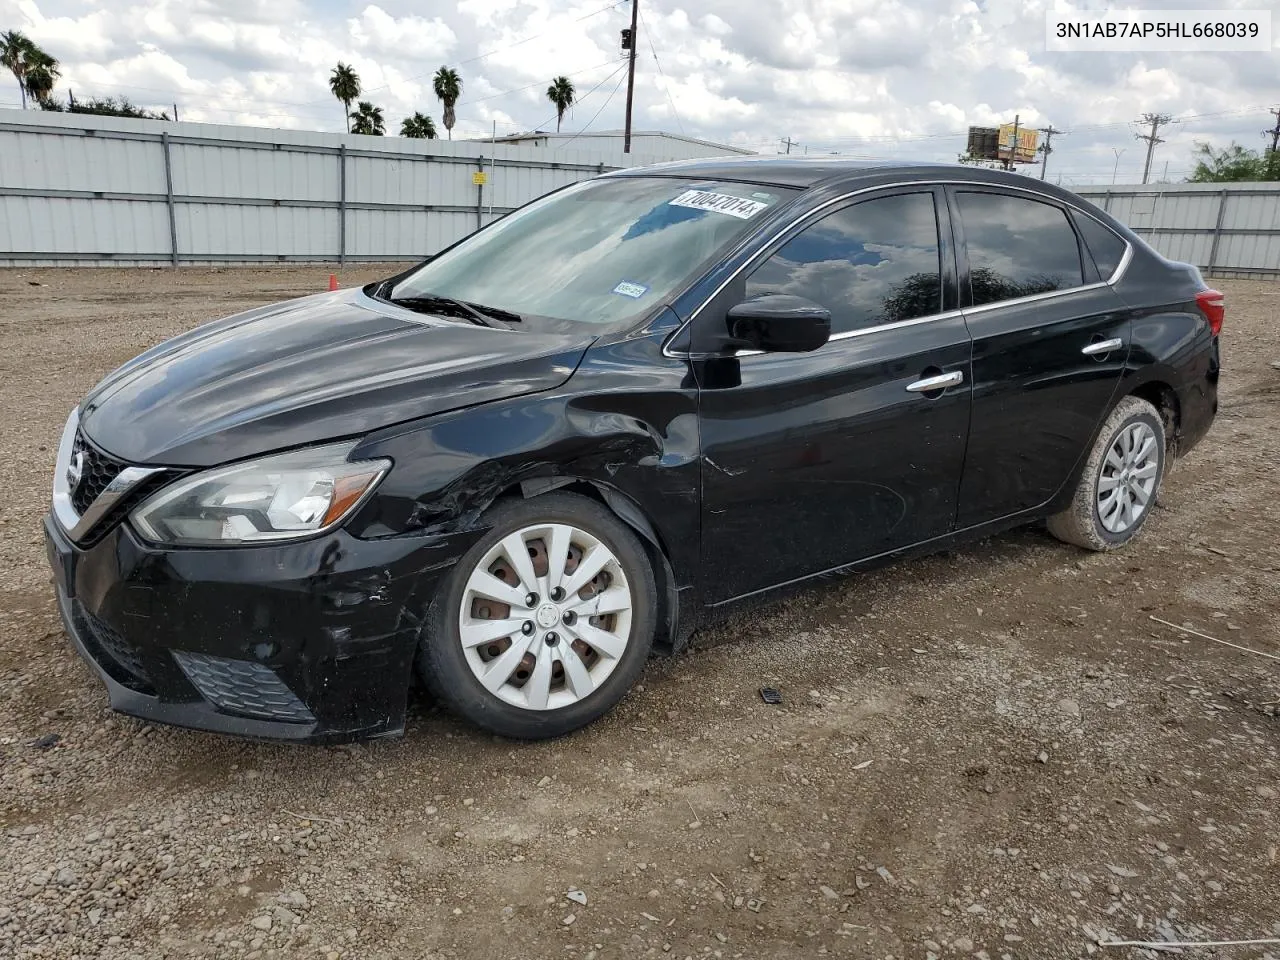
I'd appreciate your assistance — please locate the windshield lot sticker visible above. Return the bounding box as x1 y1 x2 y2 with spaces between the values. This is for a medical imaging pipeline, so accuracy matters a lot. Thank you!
612 280 650 299
669 189 768 220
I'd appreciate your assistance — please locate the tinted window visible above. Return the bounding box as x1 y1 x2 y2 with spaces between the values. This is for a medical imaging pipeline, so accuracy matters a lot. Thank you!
1073 211 1127 280
745 193 942 335
957 192 1084 306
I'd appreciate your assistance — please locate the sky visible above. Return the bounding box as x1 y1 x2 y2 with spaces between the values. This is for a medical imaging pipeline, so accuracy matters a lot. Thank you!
1 0 1278 185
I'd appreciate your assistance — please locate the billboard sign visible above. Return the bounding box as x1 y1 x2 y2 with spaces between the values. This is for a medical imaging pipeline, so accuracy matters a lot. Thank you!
998 124 1040 163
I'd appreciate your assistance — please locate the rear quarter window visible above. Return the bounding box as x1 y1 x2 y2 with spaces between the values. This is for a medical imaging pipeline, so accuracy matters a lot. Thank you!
1071 211 1128 280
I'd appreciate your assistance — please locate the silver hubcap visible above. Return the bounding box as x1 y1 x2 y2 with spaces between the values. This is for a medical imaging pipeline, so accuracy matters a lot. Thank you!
1097 421 1159 534
459 523 633 711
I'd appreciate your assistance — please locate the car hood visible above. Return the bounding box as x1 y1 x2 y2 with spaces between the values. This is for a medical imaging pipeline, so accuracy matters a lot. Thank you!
79 289 593 467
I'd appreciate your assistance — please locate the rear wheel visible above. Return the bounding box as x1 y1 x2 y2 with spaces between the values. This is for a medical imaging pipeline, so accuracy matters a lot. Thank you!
418 492 657 739
1047 395 1166 552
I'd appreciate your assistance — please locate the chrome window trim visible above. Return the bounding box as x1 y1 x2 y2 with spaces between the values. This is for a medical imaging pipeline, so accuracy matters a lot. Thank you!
52 408 165 544
661 179 1134 360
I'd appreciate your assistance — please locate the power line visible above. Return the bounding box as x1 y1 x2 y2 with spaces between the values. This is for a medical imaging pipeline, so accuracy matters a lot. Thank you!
559 64 629 149
638 8 684 135
524 60 629 134
457 58 620 107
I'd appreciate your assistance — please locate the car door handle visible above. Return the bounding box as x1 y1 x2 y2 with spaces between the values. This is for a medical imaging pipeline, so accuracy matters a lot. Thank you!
906 371 964 393
1081 338 1124 356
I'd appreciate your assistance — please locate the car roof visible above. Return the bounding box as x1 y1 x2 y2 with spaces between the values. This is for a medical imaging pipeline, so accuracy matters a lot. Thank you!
608 156 1060 193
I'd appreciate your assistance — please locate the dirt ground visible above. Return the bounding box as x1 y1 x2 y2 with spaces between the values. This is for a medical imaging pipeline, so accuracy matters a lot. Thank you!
0 266 1277 960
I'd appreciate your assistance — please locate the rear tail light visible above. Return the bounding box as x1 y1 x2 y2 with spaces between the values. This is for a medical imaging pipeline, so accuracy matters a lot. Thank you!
1196 289 1224 336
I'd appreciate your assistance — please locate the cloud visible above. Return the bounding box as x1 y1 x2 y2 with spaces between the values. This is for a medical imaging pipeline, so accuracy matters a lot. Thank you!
0 0 1275 182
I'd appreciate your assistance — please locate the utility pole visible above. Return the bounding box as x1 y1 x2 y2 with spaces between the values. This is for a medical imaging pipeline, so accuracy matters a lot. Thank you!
1264 106 1280 177
1003 114 1020 171
621 0 639 153
1135 112 1172 185
1037 124 1063 180
781 136 796 154
1264 106 1280 153
173 102 179 122
1111 147 1125 185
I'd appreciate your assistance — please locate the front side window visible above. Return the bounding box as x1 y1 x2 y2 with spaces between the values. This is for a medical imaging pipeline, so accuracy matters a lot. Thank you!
387 177 796 331
745 192 942 336
957 192 1085 306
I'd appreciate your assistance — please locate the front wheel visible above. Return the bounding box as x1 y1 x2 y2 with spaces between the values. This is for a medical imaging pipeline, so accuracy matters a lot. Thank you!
418 492 657 739
1048 395 1166 552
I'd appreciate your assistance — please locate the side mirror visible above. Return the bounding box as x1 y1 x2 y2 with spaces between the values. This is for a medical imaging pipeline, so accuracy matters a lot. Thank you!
726 294 832 353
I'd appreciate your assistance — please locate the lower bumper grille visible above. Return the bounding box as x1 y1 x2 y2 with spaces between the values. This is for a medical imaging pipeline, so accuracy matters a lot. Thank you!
172 651 315 724
80 609 154 694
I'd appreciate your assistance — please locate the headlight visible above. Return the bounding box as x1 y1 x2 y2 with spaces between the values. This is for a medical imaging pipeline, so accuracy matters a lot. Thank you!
131 443 390 546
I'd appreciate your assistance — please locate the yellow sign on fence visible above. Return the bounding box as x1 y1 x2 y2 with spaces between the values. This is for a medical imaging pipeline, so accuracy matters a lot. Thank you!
472 171 489 185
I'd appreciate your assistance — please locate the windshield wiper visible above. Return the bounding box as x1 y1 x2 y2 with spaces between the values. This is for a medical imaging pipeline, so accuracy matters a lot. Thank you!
384 292 522 329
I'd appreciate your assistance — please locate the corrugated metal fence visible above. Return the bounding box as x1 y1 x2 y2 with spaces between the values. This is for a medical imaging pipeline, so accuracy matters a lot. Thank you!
1075 183 1280 280
0 111 682 267
5 114 1279 279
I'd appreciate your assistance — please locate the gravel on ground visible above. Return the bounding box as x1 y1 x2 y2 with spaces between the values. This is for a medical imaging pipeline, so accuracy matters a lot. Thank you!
1 266 1277 960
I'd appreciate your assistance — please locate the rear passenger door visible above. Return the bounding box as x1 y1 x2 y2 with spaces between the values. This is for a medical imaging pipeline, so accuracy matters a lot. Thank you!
951 188 1131 528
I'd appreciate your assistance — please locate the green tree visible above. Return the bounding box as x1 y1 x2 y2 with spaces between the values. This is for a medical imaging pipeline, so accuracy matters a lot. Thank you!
1 30 39 109
350 100 385 136
329 62 360 133
546 75 575 132
399 112 437 139
432 66 462 140
1187 141 1278 182
69 95 169 119
22 48 59 107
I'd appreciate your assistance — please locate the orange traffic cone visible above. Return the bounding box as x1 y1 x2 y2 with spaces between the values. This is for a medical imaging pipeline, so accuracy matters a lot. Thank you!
328 274 338 291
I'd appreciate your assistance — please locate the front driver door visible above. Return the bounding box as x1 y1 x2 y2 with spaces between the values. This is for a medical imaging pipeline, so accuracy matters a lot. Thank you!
695 188 973 604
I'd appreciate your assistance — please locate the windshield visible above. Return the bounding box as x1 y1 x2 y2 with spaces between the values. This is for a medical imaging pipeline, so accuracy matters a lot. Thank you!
387 177 797 330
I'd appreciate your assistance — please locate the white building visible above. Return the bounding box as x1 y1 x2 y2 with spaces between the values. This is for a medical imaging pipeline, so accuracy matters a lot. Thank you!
473 130 756 162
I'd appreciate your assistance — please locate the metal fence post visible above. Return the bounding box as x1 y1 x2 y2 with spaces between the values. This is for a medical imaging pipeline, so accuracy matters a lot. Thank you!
476 156 485 231
338 144 347 265
1206 188 1228 276
161 132 179 266
1102 190 1112 214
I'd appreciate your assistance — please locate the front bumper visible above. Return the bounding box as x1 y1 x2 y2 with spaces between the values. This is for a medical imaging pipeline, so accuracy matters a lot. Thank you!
45 514 479 744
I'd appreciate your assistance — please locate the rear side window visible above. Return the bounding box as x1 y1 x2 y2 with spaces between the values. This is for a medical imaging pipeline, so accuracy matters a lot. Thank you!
957 192 1084 306
746 192 942 335
1072 211 1128 280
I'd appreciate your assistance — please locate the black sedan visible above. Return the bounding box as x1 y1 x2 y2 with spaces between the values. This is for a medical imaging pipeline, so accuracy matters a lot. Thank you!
44 158 1221 743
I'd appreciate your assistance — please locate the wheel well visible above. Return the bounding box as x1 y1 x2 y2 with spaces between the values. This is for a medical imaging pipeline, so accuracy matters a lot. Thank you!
492 477 682 653
1128 381 1180 451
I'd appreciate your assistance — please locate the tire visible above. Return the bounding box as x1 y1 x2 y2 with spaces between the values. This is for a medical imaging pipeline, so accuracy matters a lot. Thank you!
418 492 657 739
1047 395 1167 552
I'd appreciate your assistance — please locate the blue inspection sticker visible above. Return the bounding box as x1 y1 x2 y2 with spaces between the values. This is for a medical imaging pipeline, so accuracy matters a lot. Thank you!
612 280 649 299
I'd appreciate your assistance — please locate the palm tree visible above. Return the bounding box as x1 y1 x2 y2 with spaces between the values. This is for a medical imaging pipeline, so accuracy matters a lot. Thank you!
349 101 385 136
546 76 575 133
432 66 462 140
23 49 59 108
1 30 38 109
329 62 360 133
399 112 437 139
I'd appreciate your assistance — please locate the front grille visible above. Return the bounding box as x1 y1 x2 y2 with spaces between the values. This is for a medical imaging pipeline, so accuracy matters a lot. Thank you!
71 431 127 515
172 652 316 724
79 609 154 693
